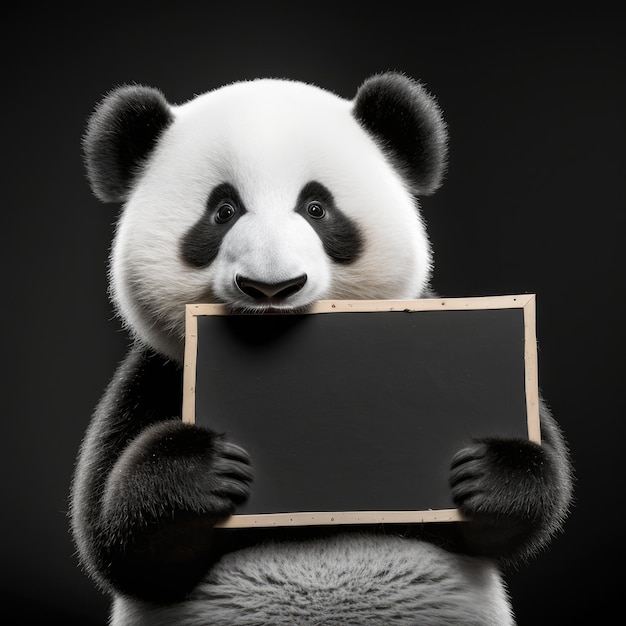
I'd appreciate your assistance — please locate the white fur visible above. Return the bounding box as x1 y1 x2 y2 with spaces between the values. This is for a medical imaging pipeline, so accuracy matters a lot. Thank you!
111 534 514 626
110 79 431 362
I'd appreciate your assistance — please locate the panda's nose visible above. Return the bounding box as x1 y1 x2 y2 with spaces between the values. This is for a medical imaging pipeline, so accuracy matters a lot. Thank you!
236 274 307 300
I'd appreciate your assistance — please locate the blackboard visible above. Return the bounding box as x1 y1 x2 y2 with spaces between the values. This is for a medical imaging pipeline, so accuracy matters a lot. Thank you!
183 295 540 528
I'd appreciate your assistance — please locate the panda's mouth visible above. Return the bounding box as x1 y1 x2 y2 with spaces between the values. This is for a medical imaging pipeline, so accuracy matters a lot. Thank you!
229 300 311 316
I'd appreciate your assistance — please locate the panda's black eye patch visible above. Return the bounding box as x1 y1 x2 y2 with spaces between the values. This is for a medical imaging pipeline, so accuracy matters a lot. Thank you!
181 182 246 268
306 202 326 219
297 181 363 264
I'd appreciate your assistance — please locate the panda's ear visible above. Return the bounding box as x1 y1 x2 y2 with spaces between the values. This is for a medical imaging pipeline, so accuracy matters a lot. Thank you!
82 84 174 203
353 72 448 195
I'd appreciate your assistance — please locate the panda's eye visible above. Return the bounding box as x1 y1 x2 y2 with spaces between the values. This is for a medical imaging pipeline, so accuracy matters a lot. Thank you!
307 201 326 219
215 203 236 224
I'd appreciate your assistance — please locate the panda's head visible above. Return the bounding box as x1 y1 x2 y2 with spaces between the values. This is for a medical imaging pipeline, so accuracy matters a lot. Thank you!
83 72 447 362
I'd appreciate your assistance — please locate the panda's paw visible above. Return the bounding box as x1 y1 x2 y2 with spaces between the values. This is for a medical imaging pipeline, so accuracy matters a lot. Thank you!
104 420 253 521
205 437 254 515
449 437 551 518
448 437 557 559
98 422 253 601
164 423 254 517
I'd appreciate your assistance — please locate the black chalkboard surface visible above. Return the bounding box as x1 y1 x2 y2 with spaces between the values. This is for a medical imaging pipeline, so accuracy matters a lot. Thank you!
183 295 540 528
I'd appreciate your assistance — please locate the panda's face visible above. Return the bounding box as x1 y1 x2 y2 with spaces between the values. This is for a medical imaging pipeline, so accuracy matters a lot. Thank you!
105 79 437 361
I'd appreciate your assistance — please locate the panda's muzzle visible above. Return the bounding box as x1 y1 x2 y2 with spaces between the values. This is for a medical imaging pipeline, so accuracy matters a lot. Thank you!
235 274 307 301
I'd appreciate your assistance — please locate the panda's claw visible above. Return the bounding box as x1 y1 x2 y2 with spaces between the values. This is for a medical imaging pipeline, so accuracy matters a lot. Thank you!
213 456 254 482
219 441 252 464
212 476 252 504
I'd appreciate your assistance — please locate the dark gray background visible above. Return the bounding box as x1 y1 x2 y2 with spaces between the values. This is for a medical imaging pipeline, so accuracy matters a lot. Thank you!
2 3 623 624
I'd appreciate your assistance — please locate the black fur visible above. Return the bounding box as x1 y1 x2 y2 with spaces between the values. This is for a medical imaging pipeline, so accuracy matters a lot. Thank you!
83 84 173 202
69 346 253 601
448 396 574 565
296 181 363 264
182 183 248 268
182 180 362 269
353 72 448 195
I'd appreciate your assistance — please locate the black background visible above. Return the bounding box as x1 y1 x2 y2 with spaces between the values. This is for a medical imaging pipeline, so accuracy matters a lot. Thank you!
2 3 623 624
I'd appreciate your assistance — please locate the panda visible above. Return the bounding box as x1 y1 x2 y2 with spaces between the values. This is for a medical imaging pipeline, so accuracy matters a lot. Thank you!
69 72 574 626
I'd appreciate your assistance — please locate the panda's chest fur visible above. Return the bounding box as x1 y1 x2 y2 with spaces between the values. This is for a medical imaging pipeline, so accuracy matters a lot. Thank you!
111 531 511 625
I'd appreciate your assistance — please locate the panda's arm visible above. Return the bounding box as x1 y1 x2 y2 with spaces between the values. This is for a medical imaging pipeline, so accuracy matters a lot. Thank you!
449 393 574 567
69 345 253 602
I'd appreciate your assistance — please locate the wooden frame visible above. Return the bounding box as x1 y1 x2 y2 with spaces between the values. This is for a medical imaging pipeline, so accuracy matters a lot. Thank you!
183 294 539 528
